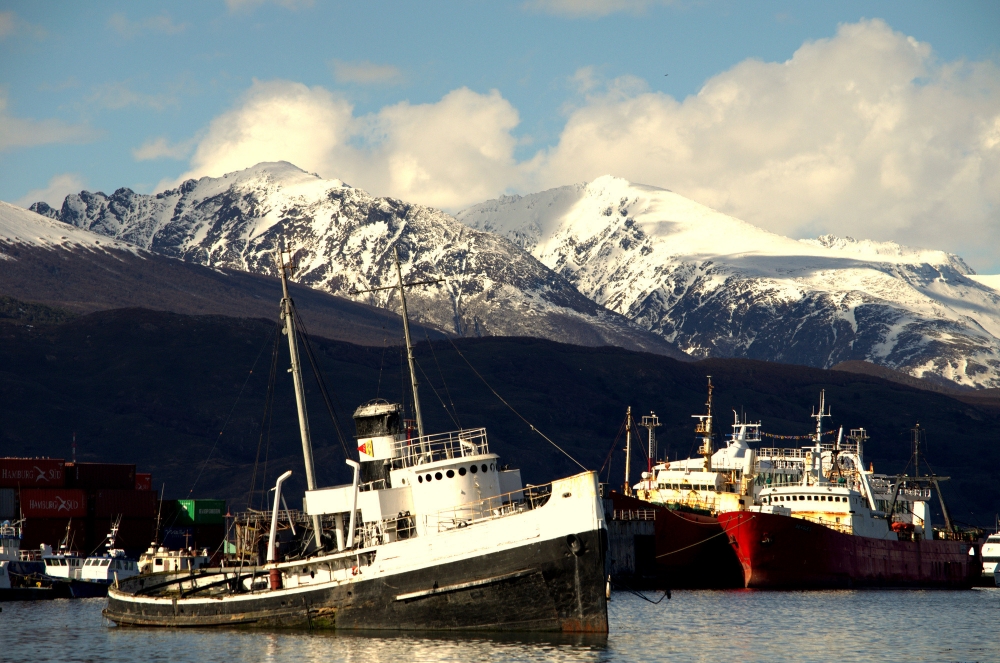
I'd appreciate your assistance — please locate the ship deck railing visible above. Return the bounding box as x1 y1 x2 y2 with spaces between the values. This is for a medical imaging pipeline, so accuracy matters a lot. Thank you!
424 482 552 533
758 442 860 459
393 428 490 468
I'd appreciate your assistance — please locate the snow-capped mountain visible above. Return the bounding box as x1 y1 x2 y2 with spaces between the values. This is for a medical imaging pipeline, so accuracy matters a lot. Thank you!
30 163 686 359
457 176 1000 388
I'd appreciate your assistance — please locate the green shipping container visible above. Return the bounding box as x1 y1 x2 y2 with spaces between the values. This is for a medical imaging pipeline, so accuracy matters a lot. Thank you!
175 499 226 525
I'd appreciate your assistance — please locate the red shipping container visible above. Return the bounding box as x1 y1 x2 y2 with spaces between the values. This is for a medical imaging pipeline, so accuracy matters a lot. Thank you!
20 518 87 552
96 489 158 518
0 458 65 488
66 462 135 490
135 473 152 491
20 489 87 517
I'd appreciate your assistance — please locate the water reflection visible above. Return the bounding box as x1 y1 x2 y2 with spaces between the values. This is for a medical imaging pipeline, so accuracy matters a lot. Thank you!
2 590 998 663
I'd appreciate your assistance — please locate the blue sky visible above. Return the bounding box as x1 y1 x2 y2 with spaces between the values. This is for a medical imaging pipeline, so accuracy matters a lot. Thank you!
2 1 999 271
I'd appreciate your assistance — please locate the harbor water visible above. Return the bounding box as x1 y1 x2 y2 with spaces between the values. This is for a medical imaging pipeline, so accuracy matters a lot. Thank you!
4 589 998 662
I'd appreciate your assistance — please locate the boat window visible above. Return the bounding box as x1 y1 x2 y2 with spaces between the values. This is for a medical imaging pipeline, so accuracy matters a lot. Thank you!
459 467 467 476
490 463 495 471
425 474 432 482
102 559 110 566
435 472 443 480
470 465 478 474
481 464 488 473
155 559 163 565
418 475 423 483
446 470 455 479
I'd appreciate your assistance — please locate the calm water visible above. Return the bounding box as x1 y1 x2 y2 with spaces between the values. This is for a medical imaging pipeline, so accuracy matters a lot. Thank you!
3 589 998 663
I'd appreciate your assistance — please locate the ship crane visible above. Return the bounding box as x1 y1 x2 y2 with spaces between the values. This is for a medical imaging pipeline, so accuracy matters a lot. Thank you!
640 413 661 490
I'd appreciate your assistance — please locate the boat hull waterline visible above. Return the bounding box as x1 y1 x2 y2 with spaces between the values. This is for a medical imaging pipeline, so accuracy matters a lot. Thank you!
719 511 980 589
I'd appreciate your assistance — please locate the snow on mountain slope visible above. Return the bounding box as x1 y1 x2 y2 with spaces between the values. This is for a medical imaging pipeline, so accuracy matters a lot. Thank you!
0 200 141 256
31 164 686 358
457 176 1000 388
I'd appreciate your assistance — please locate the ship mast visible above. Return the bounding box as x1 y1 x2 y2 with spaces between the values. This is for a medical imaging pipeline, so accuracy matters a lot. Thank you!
394 247 427 443
353 245 444 452
809 389 830 486
623 406 633 496
641 413 661 488
275 240 323 549
694 376 714 471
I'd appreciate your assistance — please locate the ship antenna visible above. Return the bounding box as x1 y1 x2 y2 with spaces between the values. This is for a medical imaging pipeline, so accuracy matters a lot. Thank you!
275 238 323 550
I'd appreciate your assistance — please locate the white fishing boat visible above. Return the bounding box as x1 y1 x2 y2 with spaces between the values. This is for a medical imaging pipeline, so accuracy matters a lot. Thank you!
104 242 608 631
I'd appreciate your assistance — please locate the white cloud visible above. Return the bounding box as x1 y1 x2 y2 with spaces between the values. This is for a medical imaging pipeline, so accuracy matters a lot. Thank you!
0 92 98 151
330 60 403 86
523 0 674 17
164 20 1000 270
172 80 522 211
14 173 86 208
132 136 195 161
108 12 187 38
532 19 1000 271
225 0 314 12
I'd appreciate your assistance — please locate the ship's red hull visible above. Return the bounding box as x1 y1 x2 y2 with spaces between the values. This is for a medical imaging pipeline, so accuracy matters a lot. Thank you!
718 511 981 589
607 492 743 589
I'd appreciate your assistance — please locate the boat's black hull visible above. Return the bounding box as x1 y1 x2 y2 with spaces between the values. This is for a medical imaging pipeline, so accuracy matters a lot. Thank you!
0 586 63 601
104 528 607 632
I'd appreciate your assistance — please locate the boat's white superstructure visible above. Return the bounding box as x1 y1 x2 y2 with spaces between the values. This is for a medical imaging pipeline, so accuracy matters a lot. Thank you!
982 533 1000 581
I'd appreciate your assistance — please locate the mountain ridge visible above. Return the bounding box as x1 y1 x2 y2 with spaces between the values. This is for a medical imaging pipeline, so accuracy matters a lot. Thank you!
457 175 1000 388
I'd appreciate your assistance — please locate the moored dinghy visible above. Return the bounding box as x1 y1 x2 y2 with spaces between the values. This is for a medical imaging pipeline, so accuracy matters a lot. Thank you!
104 242 608 631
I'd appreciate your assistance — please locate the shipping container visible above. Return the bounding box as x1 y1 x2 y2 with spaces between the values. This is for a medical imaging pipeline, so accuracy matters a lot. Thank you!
0 458 65 488
135 473 152 491
20 518 87 552
0 488 16 519
20 489 87 518
174 499 226 525
96 489 158 519
65 462 135 490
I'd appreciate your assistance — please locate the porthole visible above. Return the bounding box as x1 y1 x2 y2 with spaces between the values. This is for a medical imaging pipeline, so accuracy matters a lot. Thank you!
459 467 467 476
470 465 478 474
418 475 423 483
490 463 494 471
435 472 443 480
425 474 432 482
446 469 455 478
481 464 488 473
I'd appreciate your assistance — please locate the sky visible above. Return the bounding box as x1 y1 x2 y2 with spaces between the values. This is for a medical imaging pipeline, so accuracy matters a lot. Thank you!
2 0 999 272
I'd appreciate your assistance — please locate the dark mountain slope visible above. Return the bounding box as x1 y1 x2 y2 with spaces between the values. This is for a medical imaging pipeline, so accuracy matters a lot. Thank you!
1 305 997 526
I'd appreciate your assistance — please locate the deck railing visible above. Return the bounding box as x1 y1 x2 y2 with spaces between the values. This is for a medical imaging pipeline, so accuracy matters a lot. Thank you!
424 482 551 533
393 428 489 467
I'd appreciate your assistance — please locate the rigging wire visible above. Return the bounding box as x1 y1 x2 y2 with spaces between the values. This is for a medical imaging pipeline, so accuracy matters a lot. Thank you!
423 327 461 428
187 323 276 499
414 357 460 429
443 336 587 471
292 307 350 459
246 324 282 510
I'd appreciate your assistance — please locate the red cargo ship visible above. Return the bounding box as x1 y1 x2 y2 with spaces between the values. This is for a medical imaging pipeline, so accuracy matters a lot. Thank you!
719 509 980 588
718 394 981 589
